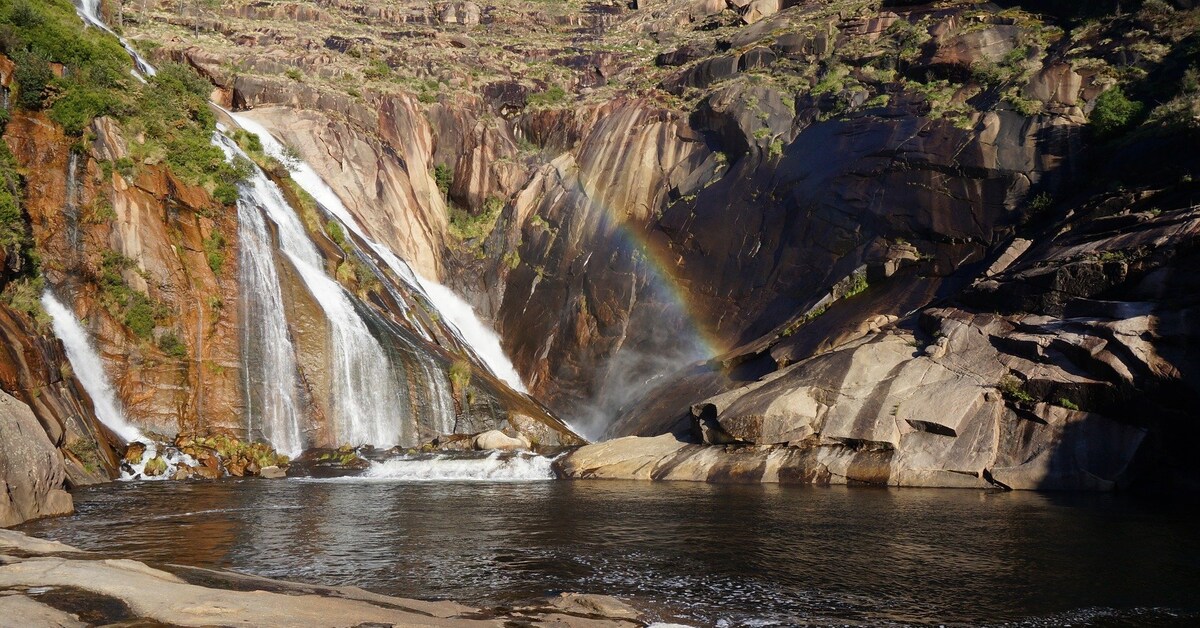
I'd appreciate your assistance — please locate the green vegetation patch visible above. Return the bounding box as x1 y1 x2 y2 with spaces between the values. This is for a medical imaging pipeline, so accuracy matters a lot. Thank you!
448 196 503 242
1090 85 1144 138
0 140 28 254
1 1 249 203
203 229 227 274
97 249 167 340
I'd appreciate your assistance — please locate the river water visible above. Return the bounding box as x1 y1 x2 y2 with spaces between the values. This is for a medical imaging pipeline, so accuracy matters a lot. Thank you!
20 472 1200 626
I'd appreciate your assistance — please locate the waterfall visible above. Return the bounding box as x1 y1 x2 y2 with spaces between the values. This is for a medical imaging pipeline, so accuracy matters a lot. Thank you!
41 292 144 444
65 152 81 251
231 150 307 457
74 0 157 80
215 135 408 448
70 2 518 453
227 114 529 393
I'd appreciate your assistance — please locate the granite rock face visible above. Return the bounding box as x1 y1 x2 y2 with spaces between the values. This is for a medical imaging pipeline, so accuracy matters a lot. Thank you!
2 0 1197 496
0 391 73 527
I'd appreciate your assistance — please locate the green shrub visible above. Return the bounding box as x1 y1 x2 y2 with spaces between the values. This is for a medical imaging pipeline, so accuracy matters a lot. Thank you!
1028 192 1054 213
203 230 226 273
1090 86 1143 138
528 85 567 107
999 375 1035 403
115 157 135 178
768 139 784 159
124 295 156 339
157 331 188 359
363 59 390 80
12 50 52 110
326 220 346 248
448 196 503 241
0 275 49 328
0 141 27 252
50 84 122 135
1057 397 1080 411
213 182 239 205
433 164 453 197
97 249 166 339
335 260 356 284
844 273 869 298
449 359 471 390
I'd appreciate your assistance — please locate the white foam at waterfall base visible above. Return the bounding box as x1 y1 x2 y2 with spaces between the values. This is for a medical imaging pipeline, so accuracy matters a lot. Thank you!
228 112 529 394
327 452 558 482
120 442 199 481
41 292 144 444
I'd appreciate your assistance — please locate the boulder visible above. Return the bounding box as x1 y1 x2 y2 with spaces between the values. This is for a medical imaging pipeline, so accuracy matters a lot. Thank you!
547 593 641 620
143 456 168 477
555 434 691 480
0 391 73 527
259 465 287 479
192 466 222 480
473 430 531 451
0 529 645 626
123 442 147 465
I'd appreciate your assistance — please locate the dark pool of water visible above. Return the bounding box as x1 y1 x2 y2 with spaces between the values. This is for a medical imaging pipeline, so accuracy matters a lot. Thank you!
20 477 1200 626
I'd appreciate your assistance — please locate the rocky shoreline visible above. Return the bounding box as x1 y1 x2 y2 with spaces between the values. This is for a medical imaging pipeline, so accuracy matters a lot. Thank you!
0 529 650 627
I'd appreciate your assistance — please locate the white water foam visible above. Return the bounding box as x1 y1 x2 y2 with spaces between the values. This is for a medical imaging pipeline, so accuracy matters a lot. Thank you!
41 292 144 444
227 113 529 393
320 452 558 482
120 441 199 481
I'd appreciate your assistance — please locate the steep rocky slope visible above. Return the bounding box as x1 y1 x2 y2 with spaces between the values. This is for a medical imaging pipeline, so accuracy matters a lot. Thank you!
0 0 578 526
2 0 1198 506
113 0 1200 490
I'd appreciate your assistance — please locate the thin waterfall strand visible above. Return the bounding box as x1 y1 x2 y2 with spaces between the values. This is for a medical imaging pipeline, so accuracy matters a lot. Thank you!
74 0 157 79
41 292 144 443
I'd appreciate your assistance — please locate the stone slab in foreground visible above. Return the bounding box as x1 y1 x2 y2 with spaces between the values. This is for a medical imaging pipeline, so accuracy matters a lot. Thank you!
0 530 643 627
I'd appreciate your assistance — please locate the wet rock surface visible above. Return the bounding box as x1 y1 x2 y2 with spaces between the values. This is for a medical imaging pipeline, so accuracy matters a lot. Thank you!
0 530 647 627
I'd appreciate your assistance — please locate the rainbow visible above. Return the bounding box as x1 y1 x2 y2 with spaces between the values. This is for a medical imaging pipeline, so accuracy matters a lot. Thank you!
564 171 731 363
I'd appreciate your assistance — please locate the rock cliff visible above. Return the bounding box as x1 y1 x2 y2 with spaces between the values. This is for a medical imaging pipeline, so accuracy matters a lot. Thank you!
112 0 1200 490
0 0 578 526
3 0 1199 503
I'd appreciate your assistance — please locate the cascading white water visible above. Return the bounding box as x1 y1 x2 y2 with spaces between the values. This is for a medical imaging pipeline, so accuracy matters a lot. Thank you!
228 113 529 394
342 451 558 482
418 354 457 434
229 145 307 457
40 292 144 444
71 2 518 453
74 0 156 79
215 134 406 448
